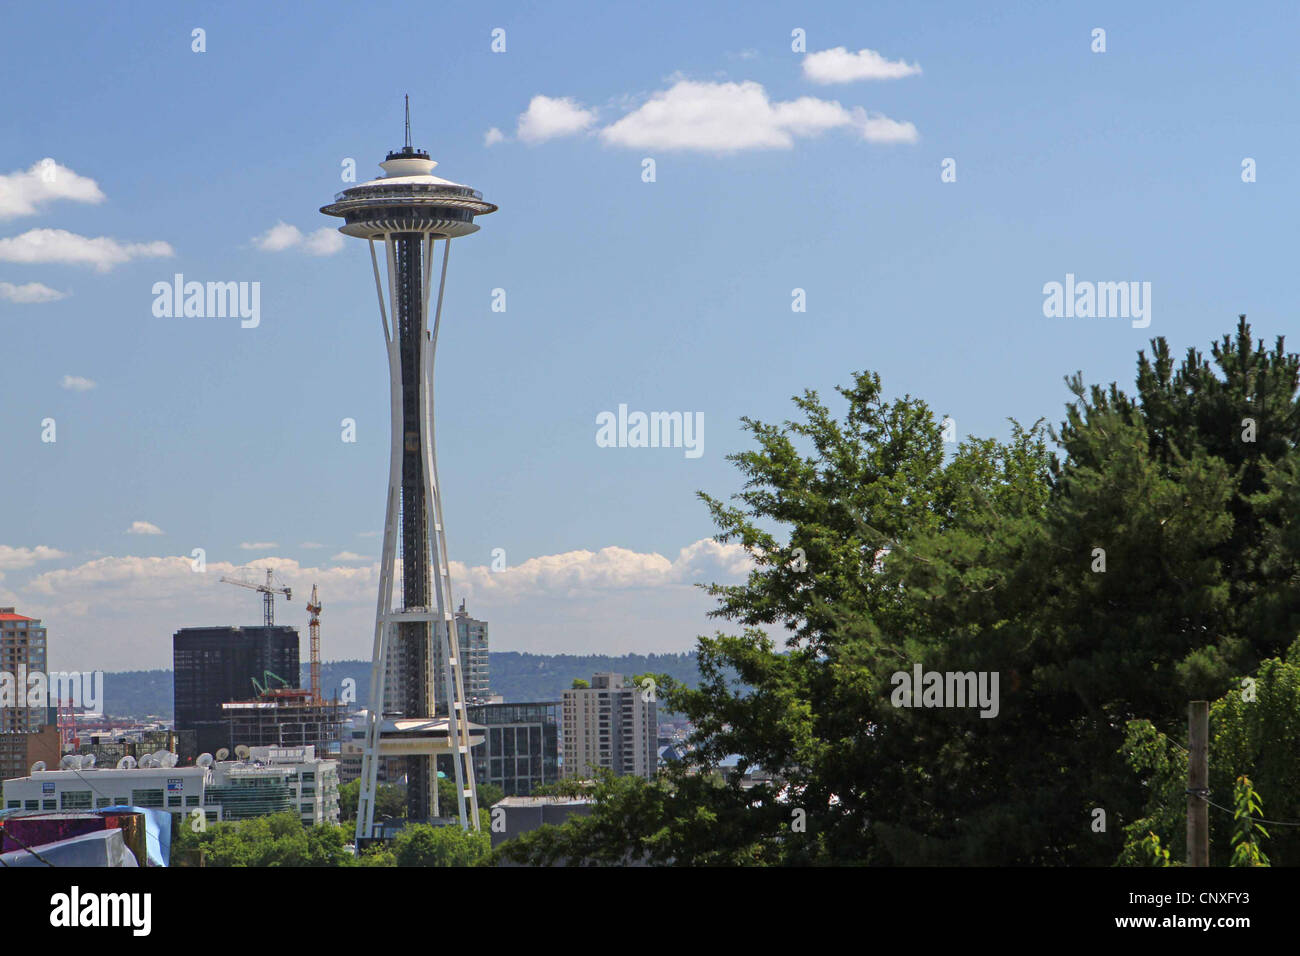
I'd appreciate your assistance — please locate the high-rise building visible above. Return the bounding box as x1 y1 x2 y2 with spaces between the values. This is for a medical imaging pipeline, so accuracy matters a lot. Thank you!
388 600 490 711
172 626 299 754
467 701 559 796
0 608 48 734
562 673 657 780
0 608 56 782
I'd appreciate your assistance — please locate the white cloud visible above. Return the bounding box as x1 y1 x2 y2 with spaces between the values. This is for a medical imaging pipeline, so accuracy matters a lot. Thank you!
851 109 919 144
450 538 754 598
331 551 368 562
803 46 922 84
240 541 278 550
0 545 66 578
517 95 598 144
0 281 66 303
301 228 344 256
10 540 756 669
253 222 343 256
599 79 916 152
0 229 173 273
299 542 325 549
484 127 506 147
60 375 95 391
254 222 303 252
126 521 164 536
0 160 105 220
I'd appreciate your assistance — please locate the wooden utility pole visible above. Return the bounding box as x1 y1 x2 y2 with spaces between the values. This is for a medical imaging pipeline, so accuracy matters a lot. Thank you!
1187 700 1209 866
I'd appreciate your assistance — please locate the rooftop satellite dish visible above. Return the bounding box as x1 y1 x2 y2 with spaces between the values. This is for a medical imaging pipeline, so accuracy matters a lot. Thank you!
60 754 81 770
82 754 97 770
151 749 170 766
30 760 46 773
162 752 178 768
215 748 230 761
197 752 214 768
139 756 155 768
235 744 251 761
116 756 137 770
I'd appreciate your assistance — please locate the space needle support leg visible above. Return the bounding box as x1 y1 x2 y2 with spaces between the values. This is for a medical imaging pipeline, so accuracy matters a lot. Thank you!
421 238 479 830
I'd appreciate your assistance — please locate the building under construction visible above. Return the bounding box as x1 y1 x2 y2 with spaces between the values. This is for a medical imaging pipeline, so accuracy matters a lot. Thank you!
221 688 344 758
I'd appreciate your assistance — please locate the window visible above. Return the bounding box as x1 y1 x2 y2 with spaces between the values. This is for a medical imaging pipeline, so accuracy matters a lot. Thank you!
167 796 182 808
42 799 55 810
96 798 111 809
131 789 164 808
5 800 17 809
24 800 38 810
185 795 199 807
114 797 127 806
61 790 92 809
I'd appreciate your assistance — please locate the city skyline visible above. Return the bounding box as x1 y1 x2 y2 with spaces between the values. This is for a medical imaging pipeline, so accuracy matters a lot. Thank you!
3 1 1296 672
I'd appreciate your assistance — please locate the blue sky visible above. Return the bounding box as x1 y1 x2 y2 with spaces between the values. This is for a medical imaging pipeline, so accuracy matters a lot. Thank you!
1 0 1296 673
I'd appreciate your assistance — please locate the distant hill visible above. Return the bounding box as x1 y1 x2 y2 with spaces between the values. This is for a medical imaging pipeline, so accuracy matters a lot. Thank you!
100 651 708 720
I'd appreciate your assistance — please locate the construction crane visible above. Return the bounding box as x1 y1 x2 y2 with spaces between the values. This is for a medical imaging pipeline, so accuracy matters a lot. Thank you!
220 567 291 626
250 670 291 695
306 584 322 704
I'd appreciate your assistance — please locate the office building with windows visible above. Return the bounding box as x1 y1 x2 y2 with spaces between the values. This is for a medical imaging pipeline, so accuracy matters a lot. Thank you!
466 701 559 796
172 626 300 753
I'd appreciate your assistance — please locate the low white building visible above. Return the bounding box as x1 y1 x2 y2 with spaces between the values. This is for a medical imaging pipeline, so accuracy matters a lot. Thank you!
3 746 339 826
3 765 208 814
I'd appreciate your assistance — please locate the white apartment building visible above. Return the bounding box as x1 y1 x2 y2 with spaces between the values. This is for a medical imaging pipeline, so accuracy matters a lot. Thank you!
562 673 657 780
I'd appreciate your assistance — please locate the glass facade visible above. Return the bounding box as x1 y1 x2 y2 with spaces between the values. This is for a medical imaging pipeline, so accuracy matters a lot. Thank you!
466 702 560 796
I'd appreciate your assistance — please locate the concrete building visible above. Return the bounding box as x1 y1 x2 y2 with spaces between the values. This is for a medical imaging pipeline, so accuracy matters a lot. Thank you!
221 689 344 759
488 796 595 860
3 764 209 813
384 600 491 715
467 701 559 796
3 745 339 826
172 625 300 754
0 608 49 734
207 746 340 826
0 608 55 782
562 673 657 780
0 725 59 785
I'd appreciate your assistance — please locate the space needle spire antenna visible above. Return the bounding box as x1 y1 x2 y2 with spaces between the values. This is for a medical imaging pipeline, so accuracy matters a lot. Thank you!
322 98 497 843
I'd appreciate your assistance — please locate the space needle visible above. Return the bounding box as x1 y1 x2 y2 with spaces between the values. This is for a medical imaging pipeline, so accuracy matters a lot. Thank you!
322 98 497 840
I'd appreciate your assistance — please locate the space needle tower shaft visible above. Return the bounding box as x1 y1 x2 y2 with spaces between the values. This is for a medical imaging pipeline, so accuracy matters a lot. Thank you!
322 99 497 840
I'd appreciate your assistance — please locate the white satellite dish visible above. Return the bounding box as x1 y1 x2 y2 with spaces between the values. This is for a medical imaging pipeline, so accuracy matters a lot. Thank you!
234 744 251 761
151 749 170 766
139 756 155 768
215 748 230 761
162 752 178 768
82 754 97 770
59 754 81 770
116 756 137 770
30 760 46 773
197 752 215 768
